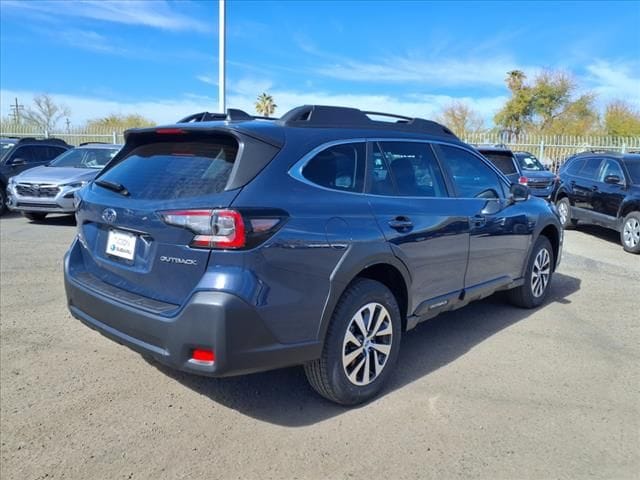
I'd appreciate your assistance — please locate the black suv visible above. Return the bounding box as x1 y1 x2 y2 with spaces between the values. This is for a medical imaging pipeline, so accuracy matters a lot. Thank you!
554 151 640 253
1 137 70 214
475 146 557 200
64 105 563 405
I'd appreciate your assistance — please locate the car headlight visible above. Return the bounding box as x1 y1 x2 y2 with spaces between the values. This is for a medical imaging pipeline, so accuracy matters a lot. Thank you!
63 181 88 189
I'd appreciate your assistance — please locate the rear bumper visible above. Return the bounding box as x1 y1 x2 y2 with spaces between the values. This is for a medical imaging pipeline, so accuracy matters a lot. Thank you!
64 249 321 377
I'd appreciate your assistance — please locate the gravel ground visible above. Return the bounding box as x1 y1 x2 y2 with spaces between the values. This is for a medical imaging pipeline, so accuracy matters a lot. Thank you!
1 212 638 480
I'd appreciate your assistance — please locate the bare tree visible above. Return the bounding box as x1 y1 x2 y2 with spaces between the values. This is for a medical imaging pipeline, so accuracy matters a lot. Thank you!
22 94 71 131
436 101 484 138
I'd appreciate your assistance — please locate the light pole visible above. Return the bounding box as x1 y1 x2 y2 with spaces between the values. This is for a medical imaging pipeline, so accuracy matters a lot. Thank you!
218 0 226 113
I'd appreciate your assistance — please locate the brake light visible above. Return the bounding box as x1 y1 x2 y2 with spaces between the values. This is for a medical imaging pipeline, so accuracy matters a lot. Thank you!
160 208 286 250
156 128 185 135
518 176 529 185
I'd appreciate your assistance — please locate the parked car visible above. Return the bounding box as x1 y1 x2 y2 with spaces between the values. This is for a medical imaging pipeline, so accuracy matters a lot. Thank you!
0 137 70 214
6 143 122 221
554 151 640 253
64 105 563 405
475 146 558 200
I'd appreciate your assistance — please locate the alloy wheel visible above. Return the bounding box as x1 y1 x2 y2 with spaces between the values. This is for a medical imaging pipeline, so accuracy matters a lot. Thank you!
623 218 640 248
531 248 551 298
557 201 568 225
342 302 393 386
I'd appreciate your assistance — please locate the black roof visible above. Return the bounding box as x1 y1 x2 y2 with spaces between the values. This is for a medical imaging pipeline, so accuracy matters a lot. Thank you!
174 105 458 140
567 150 639 161
0 137 68 146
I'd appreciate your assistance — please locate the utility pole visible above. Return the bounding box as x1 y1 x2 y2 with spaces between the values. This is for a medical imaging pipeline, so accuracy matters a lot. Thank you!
65 117 71 133
218 0 226 113
9 97 24 123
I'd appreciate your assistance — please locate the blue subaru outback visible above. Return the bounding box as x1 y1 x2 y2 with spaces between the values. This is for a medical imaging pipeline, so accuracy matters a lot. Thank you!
64 105 563 405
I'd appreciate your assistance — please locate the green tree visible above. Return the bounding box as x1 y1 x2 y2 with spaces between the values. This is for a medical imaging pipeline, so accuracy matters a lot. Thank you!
494 70 534 139
603 100 640 136
255 93 277 117
22 94 70 131
85 114 156 130
436 101 484 138
495 70 600 136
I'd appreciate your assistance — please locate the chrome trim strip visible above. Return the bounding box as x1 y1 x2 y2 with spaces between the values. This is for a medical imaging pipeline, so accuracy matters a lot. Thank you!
287 137 511 199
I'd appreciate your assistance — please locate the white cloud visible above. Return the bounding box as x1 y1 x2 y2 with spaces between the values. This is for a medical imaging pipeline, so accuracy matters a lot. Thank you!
1 87 506 128
584 60 640 105
196 75 218 86
1 0 211 33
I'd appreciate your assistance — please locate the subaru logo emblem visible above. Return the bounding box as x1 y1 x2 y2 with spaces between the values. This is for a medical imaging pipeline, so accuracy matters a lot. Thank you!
33 184 40 190
102 208 117 224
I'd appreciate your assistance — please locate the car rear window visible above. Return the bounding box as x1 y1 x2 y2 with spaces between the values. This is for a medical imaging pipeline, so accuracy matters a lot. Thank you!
97 138 238 199
480 151 519 175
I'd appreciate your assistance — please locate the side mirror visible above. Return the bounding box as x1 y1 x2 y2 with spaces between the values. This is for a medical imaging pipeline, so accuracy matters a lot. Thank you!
604 174 622 185
9 158 26 166
508 183 530 203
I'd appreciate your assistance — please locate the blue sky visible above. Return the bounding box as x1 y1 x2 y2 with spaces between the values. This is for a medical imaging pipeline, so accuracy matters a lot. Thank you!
1 0 639 126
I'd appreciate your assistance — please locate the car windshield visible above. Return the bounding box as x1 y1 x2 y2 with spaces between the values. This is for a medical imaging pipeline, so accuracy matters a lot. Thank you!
625 159 640 184
480 151 519 175
516 152 546 171
1 141 15 161
49 147 119 169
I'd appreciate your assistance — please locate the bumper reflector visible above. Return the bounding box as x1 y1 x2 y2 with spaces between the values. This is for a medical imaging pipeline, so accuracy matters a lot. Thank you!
190 348 215 365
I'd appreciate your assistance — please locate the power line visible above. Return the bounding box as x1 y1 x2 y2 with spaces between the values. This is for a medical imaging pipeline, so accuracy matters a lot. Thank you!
9 97 24 123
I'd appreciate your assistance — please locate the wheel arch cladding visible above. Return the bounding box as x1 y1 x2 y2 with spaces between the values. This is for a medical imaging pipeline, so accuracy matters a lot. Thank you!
539 224 560 270
619 202 640 219
349 263 409 332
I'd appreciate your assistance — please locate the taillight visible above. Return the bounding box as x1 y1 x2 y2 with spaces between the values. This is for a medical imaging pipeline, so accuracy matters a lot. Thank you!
160 208 286 250
518 176 528 185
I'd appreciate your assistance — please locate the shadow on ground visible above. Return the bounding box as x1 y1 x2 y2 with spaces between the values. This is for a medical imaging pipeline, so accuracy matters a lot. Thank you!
150 272 581 427
573 224 620 246
24 214 76 227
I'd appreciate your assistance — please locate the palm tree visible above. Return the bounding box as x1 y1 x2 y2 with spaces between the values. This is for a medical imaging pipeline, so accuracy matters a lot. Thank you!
255 93 277 117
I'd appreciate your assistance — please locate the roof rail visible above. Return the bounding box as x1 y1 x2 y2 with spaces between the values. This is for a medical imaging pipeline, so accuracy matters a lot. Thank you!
278 105 457 138
15 137 68 146
177 109 276 123
79 141 109 146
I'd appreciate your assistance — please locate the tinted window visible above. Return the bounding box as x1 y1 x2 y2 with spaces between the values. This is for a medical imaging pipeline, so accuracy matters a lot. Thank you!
599 159 624 182
578 157 603 180
565 158 585 175
302 143 365 193
624 159 640 184
375 142 447 197
10 146 38 163
47 146 67 160
434 145 505 199
480 151 519 175
97 138 238 199
51 147 119 169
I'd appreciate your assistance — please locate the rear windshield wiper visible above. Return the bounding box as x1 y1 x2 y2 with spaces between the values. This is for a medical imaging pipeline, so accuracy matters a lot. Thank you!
95 179 130 196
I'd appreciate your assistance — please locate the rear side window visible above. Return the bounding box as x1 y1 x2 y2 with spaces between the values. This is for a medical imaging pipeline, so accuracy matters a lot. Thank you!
578 157 603 180
564 158 585 175
434 145 505 199
97 139 238 199
374 142 448 197
480 151 519 175
302 143 365 192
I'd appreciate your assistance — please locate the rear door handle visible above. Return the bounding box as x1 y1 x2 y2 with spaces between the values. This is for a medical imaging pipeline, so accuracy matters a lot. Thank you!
471 214 486 227
388 216 413 231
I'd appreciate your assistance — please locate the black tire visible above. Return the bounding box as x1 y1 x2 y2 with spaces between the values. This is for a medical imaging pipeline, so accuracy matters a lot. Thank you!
556 197 577 228
620 211 640 254
0 188 6 216
304 278 402 405
23 212 47 222
508 236 554 309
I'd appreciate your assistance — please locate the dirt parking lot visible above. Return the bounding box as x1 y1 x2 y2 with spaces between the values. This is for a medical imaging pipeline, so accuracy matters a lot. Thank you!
1 212 638 479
